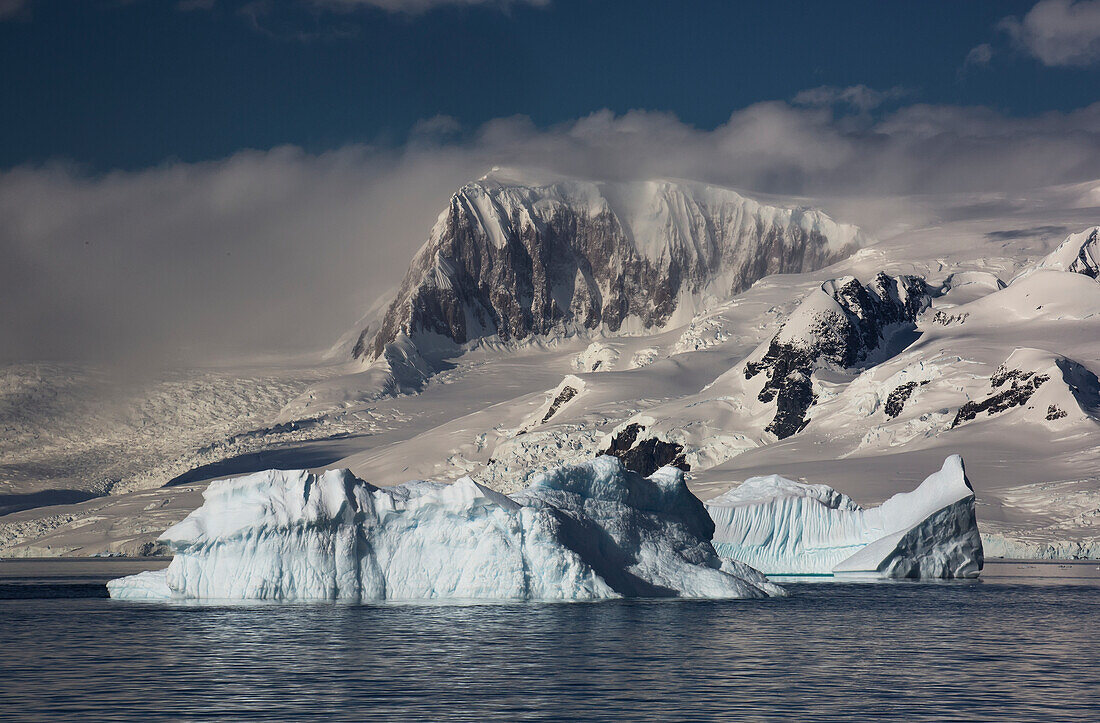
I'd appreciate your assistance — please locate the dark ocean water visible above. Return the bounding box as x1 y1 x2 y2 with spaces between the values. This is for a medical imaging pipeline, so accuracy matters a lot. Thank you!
1 564 1098 722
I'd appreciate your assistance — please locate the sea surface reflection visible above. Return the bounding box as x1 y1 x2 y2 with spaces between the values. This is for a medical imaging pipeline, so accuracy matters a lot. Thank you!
1 569 1098 721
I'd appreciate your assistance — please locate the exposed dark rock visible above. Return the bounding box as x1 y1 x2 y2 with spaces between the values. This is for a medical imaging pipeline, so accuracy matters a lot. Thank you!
747 272 931 439
952 373 1049 428
885 382 918 419
139 541 169 557
353 177 862 362
601 423 690 477
952 351 1100 428
1072 241 1100 278
764 370 816 439
932 310 968 327
884 380 931 419
991 367 1035 389
541 386 578 423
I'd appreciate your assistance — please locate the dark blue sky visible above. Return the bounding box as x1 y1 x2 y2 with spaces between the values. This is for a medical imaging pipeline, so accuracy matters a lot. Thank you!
1 0 1097 170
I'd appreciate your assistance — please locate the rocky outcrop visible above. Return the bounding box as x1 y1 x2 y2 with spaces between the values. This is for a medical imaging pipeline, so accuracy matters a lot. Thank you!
885 380 930 419
353 172 865 363
541 385 579 424
952 371 1049 427
745 272 931 439
951 349 1100 428
601 423 689 477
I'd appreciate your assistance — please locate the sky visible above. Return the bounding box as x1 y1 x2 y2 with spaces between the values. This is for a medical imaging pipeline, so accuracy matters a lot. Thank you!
2 0 1099 170
2 0 1100 364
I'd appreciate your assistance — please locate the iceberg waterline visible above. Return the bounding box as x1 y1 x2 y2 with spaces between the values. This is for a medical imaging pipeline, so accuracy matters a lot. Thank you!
108 457 785 602
705 455 984 578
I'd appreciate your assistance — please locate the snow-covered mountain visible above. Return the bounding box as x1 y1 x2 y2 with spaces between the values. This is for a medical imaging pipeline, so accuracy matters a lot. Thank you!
3 179 1100 568
352 171 866 367
1018 225 1099 280
742 272 930 438
594 271 931 471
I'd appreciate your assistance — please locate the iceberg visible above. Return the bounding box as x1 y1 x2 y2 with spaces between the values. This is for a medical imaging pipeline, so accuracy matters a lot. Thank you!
705 455 983 578
108 457 784 602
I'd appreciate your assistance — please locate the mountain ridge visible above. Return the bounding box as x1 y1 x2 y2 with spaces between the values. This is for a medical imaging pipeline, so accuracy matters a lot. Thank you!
352 172 868 366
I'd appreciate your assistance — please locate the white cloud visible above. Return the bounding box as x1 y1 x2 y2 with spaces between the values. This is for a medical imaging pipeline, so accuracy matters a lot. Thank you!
410 114 463 139
2 0 546 22
0 0 28 20
309 0 549 13
1000 0 1100 66
792 85 908 112
4 97 1100 363
177 0 217 10
963 43 994 69
0 147 477 364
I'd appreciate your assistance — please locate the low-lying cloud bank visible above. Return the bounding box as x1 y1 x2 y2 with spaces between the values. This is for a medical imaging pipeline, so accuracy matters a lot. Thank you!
3 97 1100 365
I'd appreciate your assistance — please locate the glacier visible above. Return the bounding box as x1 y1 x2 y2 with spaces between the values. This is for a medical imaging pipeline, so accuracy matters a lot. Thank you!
705 455 983 578
107 457 785 602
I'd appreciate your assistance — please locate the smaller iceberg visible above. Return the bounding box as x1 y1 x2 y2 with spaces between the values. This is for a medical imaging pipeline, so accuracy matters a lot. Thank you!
705 455 983 578
108 457 784 602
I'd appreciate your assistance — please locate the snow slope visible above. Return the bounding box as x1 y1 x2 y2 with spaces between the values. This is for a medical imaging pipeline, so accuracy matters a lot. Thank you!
1014 225 1099 280
706 455 982 578
107 457 784 601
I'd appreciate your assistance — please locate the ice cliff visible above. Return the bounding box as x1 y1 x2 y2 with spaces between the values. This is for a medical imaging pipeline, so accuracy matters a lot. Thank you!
108 457 784 602
705 455 983 578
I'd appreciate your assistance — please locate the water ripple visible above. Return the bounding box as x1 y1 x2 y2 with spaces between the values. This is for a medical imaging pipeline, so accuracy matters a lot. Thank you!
1 582 1098 721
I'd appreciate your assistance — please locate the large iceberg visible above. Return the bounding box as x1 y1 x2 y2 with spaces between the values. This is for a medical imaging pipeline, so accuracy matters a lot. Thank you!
108 457 784 602
705 455 983 578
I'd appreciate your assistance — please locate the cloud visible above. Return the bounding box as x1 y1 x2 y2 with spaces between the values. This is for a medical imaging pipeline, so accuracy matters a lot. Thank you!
963 43 994 69
0 147 478 365
0 0 28 20
791 85 908 113
999 0 1100 66
185 0 548 15
230 0 544 41
310 0 549 13
238 0 360 41
4 95 1100 364
409 114 463 140
1 0 548 26
985 225 1068 241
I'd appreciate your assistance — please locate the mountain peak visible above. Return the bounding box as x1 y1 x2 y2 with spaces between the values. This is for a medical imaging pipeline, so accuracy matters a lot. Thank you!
352 174 868 368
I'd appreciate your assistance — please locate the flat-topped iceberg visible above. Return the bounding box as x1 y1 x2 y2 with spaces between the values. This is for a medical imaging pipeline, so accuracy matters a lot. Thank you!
705 455 983 578
108 457 784 602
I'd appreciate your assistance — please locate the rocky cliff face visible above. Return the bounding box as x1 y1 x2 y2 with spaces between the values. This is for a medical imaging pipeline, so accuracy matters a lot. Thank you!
353 172 865 362
745 272 931 439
